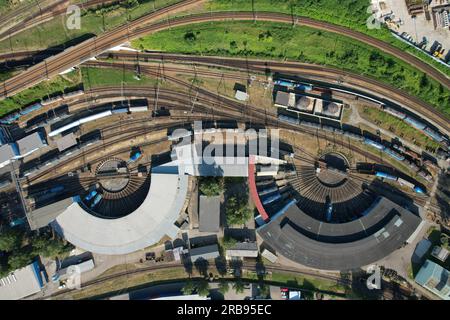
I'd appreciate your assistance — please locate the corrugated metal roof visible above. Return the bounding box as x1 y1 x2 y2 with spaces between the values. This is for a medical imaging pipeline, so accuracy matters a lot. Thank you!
17 132 46 157
0 263 43 300
189 244 220 262
56 133 77 151
199 195 220 233
28 197 73 230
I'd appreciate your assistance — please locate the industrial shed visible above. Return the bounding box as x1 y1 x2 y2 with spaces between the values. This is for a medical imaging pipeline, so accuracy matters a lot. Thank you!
199 195 221 233
0 262 44 300
226 242 259 259
16 131 47 158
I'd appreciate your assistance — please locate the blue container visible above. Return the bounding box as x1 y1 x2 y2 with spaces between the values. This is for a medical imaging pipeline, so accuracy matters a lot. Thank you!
364 138 385 150
20 103 42 116
274 80 296 88
262 193 282 205
414 186 425 194
404 116 426 130
383 148 405 161
85 190 98 201
130 151 142 162
90 194 102 208
423 127 444 142
375 171 397 180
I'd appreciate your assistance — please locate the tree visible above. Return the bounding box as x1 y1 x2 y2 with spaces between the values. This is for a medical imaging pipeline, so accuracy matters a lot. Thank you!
218 280 230 295
196 279 210 297
0 228 24 252
232 279 245 294
31 235 73 259
199 177 223 196
8 249 33 270
182 279 195 295
258 284 270 298
226 196 252 226
222 235 237 250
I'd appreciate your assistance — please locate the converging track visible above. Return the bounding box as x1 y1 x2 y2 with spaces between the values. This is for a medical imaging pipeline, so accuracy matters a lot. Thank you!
2 4 449 103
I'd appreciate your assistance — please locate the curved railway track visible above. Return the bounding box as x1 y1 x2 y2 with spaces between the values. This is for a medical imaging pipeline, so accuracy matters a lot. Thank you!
2 5 449 106
0 0 121 42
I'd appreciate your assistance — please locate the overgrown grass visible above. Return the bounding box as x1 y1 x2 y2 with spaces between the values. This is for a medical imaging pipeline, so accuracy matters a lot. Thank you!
359 105 441 151
131 21 450 117
0 70 81 117
81 66 157 89
206 0 450 77
0 0 178 52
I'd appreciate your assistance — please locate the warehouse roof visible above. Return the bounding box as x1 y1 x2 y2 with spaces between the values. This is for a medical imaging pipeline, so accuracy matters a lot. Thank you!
199 195 220 233
0 144 19 168
53 173 188 255
0 262 43 300
56 133 77 152
226 242 259 258
17 132 47 158
274 91 289 107
189 244 220 262
28 197 73 230
258 197 422 270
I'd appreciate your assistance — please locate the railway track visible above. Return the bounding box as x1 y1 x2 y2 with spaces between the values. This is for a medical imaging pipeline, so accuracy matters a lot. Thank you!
103 52 450 134
42 260 414 300
0 0 122 42
2 6 449 106
83 60 417 168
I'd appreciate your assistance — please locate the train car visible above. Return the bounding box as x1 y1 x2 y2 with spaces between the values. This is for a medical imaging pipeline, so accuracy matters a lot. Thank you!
129 100 149 113
343 131 364 141
261 192 282 205
404 116 426 130
294 83 313 91
20 103 42 116
112 108 128 114
1 112 21 124
85 189 98 201
274 79 296 88
363 138 385 150
392 143 406 153
129 150 142 163
322 125 335 133
41 96 63 106
375 171 397 180
90 194 102 209
383 147 405 161
257 186 279 197
397 177 415 189
78 110 112 124
62 90 84 99
326 203 333 222
383 107 406 119
301 121 320 129
48 120 80 137
418 170 432 181
168 130 193 141
413 186 425 194
278 114 299 125
423 127 445 142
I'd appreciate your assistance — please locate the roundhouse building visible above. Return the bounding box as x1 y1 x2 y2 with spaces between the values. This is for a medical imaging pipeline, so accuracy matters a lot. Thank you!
257 197 422 270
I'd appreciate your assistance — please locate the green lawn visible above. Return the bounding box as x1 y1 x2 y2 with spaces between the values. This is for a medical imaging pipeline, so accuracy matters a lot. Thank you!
0 0 179 53
0 70 82 117
131 21 450 117
81 66 158 89
206 0 450 78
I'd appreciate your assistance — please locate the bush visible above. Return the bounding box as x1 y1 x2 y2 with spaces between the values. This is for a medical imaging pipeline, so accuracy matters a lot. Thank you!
218 280 230 295
8 249 33 271
0 228 24 252
199 177 223 196
196 279 211 297
32 235 73 259
182 279 195 295
226 196 252 226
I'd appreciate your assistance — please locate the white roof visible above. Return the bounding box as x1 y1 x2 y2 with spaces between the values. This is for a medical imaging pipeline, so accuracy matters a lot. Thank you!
235 90 249 101
53 173 188 255
0 263 43 300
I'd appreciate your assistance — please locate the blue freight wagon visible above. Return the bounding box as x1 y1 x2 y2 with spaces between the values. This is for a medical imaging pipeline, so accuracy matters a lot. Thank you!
404 116 426 130
364 138 385 150
375 171 397 180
